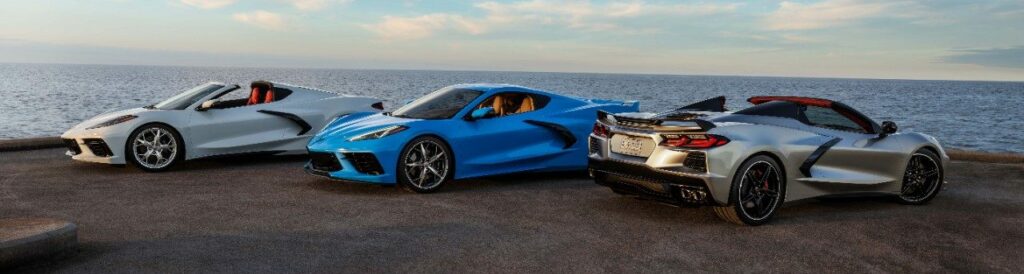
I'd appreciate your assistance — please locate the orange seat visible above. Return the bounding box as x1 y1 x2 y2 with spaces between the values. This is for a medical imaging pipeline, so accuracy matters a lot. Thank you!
247 81 275 106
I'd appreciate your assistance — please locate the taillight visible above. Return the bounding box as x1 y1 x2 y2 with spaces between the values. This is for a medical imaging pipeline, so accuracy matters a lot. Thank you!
661 134 729 149
592 122 610 138
371 102 384 110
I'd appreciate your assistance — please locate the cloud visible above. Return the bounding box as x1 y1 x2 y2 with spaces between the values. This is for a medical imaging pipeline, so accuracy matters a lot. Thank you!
944 46 1024 69
605 2 740 18
362 14 484 40
284 0 352 11
475 0 738 31
364 0 739 39
764 0 894 30
233 11 288 31
180 0 236 9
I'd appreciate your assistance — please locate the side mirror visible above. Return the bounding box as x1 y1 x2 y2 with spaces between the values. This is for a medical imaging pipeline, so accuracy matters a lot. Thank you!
880 121 897 137
197 99 219 111
469 107 495 120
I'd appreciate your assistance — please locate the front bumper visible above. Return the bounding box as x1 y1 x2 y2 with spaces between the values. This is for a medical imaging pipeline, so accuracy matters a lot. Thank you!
305 140 400 184
60 127 130 165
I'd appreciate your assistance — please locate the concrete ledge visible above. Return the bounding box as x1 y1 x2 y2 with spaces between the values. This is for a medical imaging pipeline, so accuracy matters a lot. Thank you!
0 218 78 270
0 137 64 152
947 149 1024 164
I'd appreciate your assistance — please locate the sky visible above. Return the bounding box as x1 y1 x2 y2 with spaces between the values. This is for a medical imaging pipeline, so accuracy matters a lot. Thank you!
0 0 1022 81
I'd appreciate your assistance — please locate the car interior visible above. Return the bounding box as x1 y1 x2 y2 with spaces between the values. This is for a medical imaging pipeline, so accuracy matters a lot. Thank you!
205 81 293 110
476 93 547 117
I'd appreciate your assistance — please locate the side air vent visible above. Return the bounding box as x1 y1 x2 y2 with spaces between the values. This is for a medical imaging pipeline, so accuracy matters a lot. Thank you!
683 151 707 173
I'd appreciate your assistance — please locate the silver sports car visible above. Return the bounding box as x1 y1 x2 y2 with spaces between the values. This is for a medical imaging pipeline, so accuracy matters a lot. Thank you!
61 81 382 171
588 96 948 225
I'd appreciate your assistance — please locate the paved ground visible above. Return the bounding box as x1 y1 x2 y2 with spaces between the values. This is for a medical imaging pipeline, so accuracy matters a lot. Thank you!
1 149 1022 273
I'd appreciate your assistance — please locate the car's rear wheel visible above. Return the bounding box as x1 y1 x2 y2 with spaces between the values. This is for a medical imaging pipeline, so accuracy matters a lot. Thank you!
397 136 453 193
895 149 943 205
713 155 786 226
125 124 184 172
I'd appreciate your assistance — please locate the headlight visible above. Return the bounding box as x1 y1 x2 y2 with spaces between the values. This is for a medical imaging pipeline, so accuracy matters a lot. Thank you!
349 125 407 141
87 115 137 130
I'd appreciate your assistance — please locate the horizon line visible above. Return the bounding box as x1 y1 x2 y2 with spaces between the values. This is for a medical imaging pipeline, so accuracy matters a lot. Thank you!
3 61 1023 84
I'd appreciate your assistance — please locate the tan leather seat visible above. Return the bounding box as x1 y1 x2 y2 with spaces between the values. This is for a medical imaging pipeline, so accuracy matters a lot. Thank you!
515 95 534 114
491 95 507 116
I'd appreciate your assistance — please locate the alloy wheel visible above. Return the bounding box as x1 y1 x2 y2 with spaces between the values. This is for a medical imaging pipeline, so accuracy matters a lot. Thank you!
738 161 782 221
132 127 178 169
900 153 941 202
403 140 449 190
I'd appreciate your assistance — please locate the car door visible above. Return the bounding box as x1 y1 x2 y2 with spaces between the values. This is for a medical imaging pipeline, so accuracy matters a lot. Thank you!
186 91 294 157
799 105 904 186
454 92 557 177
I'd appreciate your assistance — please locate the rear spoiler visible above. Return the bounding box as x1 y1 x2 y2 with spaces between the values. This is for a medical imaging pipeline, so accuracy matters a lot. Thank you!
597 110 715 132
674 96 727 112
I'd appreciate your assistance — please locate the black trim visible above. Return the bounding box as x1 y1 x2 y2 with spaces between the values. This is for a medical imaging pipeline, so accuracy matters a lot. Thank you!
63 138 81 155
258 110 312 135
524 120 576 149
83 138 112 157
309 152 343 172
800 137 841 177
589 159 715 206
693 119 716 131
675 96 727 112
342 152 384 175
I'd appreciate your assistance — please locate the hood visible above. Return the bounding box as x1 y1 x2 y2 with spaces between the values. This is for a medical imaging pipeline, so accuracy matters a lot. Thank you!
311 112 418 143
70 107 152 131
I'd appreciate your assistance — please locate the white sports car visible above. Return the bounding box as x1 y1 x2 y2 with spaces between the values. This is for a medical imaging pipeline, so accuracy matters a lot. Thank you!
61 81 383 171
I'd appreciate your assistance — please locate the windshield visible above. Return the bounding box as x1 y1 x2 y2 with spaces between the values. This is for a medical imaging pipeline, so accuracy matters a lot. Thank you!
391 87 484 119
152 83 225 110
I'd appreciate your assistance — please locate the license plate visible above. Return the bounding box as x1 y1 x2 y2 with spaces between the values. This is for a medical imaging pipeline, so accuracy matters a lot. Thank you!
611 135 652 157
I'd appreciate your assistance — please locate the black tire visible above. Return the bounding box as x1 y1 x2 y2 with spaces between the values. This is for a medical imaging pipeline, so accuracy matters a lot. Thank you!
713 155 786 226
397 136 454 193
895 149 943 205
124 123 185 172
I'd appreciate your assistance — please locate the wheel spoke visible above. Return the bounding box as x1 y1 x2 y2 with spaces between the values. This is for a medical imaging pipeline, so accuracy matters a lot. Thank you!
427 165 442 177
760 167 773 183
417 165 428 187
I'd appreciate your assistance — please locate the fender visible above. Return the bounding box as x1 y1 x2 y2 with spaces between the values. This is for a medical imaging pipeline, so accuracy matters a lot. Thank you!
258 110 311 136
524 120 576 149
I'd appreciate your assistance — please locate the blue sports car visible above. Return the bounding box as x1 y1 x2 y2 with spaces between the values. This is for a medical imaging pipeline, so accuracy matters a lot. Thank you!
305 84 639 192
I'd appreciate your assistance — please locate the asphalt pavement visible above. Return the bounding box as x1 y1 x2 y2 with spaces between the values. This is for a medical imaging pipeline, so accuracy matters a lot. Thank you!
1 148 1022 273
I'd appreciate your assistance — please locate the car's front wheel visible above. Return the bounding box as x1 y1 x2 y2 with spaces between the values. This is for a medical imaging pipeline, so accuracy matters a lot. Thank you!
895 149 943 205
125 124 184 172
713 155 786 226
397 136 454 193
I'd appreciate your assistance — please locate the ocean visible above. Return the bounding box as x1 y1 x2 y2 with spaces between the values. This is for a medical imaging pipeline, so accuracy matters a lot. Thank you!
1 63 1021 153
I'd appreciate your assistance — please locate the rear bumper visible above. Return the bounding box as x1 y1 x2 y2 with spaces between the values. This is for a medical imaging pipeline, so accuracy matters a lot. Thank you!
589 158 721 206
587 133 734 205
